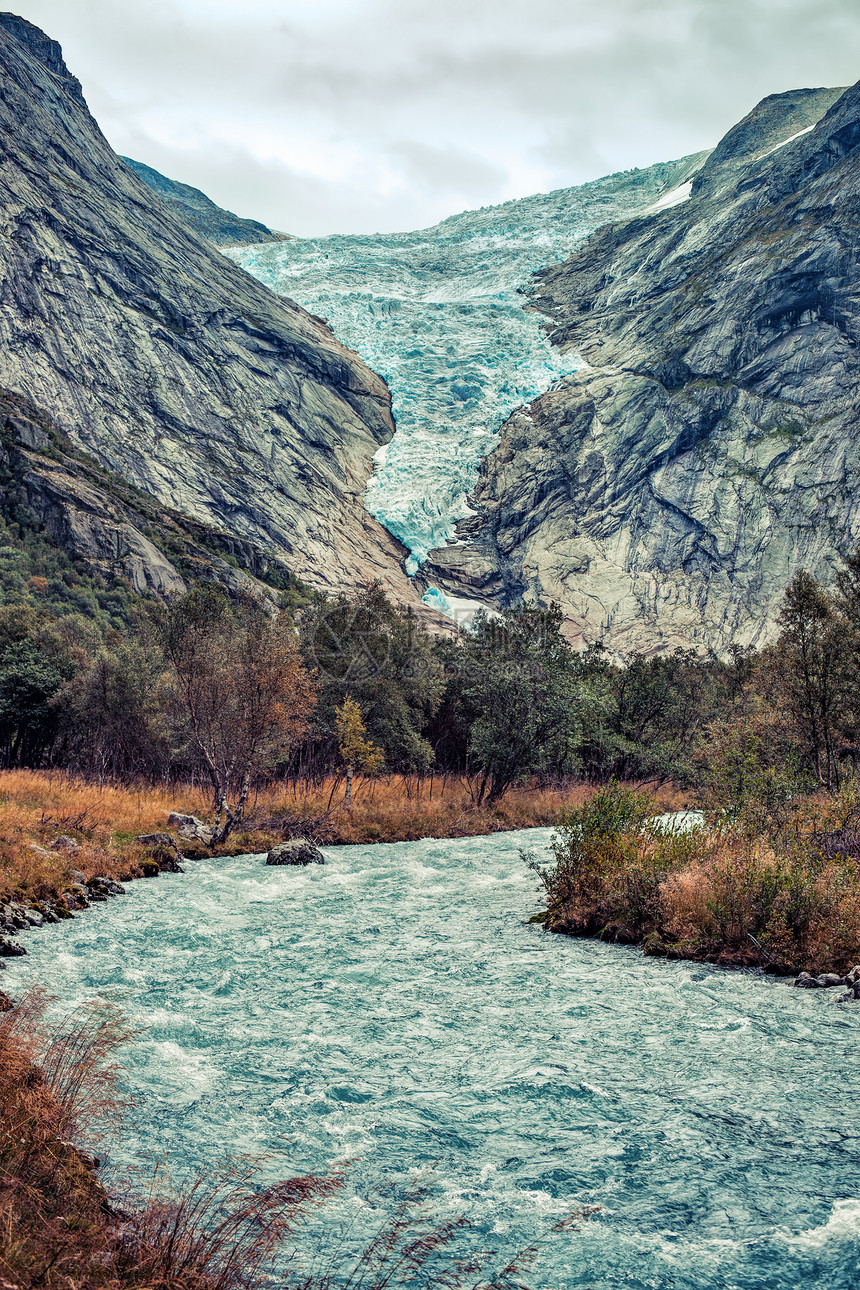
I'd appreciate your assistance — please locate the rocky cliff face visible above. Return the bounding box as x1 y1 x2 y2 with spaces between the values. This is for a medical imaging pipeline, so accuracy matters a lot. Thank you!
0 14 413 605
424 83 860 653
0 385 304 604
121 157 288 248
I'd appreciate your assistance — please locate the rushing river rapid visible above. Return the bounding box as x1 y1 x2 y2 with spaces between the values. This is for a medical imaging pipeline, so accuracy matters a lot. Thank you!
6 829 860 1288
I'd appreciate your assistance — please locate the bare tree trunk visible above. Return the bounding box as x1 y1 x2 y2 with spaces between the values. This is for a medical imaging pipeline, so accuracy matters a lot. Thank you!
345 763 353 810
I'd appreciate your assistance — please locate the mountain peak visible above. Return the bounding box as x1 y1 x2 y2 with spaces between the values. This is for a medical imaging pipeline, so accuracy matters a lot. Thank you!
0 12 82 98
691 84 846 197
0 12 417 610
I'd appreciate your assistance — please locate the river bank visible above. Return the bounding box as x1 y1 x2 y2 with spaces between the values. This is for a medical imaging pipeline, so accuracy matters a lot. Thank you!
5 833 858 1290
5 770 860 984
0 768 686 920
529 784 860 982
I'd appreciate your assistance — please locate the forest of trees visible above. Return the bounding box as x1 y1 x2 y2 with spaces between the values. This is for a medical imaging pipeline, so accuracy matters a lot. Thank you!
2 535 860 820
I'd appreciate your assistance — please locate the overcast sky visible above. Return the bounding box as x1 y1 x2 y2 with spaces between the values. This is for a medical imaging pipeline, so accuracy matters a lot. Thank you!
9 0 860 236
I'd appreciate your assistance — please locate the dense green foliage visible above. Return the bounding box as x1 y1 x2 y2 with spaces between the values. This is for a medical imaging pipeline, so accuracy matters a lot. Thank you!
4 504 860 807
0 514 145 630
298 583 445 774
434 603 586 802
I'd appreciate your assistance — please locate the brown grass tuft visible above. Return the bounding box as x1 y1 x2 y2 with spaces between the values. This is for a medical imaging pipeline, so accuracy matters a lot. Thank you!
0 998 550 1290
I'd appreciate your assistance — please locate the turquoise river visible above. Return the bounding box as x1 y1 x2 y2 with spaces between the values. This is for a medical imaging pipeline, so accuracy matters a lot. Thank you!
5 829 860 1288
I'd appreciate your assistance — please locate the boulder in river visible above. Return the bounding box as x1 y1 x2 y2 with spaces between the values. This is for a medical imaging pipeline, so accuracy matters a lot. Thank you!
136 834 184 872
265 839 325 866
0 937 25 957
157 855 184 873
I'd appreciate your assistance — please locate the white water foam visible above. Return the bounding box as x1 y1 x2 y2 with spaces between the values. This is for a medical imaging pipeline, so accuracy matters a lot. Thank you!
6 830 860 1287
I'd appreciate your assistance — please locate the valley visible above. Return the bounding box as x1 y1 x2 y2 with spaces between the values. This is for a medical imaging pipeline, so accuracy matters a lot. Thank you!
227 152 705 582
1 10 860 1290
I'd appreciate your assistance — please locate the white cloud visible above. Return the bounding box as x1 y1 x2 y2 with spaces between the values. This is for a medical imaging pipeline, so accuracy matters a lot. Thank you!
7 0 860 235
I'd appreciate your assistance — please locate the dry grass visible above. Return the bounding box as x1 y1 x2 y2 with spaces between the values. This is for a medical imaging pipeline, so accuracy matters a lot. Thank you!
0 771 212 904
0 990 130 1290
536 785 860 974
243 774 687 847
0 770 686 907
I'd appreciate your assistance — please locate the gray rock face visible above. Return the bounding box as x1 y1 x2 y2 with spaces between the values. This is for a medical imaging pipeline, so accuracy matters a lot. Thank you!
0 385 299 601
0 16 414 605
426 84 860 653
121 158 288 248
265 839 325 866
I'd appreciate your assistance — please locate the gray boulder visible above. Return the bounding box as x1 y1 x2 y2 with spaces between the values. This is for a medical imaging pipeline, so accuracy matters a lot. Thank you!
157 856 185 873
138 831 177 848
794 972 818 988
137 832 184 872
62 886 89 911
265 839 325 867
86 876 125 899
167 813 214 844
51 835 80 855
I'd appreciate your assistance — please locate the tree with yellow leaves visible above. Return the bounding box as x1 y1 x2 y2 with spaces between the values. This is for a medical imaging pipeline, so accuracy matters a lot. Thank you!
334 696 384 808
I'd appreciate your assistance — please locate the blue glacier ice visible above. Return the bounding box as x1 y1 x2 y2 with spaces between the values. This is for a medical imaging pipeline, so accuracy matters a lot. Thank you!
229 155 705 575
6 830 860 1289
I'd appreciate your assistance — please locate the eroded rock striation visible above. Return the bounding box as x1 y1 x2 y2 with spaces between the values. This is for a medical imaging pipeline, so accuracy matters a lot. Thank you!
0 14 413 603
425 84 860 653
0 385 300 602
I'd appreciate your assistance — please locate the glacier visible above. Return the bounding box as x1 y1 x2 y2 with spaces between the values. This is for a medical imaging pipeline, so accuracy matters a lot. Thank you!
229 153 706 584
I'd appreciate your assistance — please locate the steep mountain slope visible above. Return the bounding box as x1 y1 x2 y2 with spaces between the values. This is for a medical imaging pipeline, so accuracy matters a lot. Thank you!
121 157 288 248
0 13 412 604
233 151 708 576
422 84 859 652
0 384 305 609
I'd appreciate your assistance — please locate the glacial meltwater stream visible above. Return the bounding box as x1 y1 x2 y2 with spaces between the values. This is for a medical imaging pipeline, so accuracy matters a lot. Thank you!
6 829 860 1288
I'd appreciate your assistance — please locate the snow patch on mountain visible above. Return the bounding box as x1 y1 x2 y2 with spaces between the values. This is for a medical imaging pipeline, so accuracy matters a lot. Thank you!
760 123 816 158
649 180 693 211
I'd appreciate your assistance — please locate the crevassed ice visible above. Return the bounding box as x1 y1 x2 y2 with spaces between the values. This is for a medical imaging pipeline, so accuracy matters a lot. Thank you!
229 156 702 574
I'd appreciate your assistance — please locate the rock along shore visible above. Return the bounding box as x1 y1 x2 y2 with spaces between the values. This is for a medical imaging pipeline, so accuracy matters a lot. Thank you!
0 821 325 970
